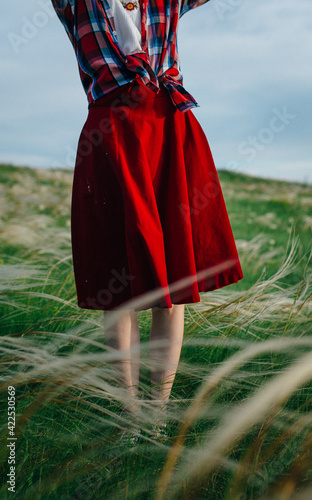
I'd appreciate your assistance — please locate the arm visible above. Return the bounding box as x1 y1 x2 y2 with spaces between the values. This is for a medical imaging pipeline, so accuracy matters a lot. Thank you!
179 0 211 19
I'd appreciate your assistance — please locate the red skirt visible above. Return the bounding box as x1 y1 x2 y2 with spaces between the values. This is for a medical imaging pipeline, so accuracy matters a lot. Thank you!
71 80 244 311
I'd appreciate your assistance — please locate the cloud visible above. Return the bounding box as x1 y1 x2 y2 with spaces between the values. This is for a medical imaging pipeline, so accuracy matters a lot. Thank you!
177 0 312 183
0 0 311 183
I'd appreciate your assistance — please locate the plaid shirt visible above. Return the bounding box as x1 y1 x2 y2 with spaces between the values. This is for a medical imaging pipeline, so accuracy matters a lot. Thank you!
51 0 210 112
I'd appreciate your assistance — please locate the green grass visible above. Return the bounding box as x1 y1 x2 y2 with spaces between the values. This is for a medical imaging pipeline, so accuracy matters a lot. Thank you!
0 163 312 499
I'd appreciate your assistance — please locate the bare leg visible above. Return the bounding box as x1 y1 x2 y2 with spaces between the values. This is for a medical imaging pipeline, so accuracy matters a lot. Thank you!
150 304 185 420
104 308 140 417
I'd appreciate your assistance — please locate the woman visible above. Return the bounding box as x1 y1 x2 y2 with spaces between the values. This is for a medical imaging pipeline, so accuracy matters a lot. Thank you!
51 0 244 433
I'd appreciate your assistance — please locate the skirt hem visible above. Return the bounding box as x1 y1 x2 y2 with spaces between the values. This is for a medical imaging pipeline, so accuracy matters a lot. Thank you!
76 266 243 312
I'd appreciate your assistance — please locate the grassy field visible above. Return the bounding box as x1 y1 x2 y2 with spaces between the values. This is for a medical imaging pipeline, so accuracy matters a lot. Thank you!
0 163 312 499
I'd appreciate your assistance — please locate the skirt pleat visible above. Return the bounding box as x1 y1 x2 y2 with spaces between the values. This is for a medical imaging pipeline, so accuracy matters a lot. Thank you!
71 80 244 311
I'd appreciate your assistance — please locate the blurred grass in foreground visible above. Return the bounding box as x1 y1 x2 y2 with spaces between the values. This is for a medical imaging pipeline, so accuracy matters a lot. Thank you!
0 164 312 499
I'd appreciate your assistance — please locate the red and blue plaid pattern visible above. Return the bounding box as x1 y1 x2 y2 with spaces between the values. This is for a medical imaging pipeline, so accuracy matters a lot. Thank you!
51 0 210 112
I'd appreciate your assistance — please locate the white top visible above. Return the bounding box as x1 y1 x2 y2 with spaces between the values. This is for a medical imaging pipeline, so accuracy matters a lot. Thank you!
106 0 142 55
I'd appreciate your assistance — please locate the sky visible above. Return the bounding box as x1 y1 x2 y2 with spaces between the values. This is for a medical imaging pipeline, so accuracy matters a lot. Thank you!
0 0 311 184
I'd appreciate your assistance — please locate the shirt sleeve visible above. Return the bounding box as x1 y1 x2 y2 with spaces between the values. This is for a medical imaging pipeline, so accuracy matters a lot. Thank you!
179 0 211 18
51 0 75 45
51 0 72 10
